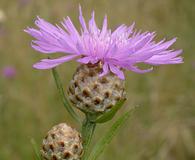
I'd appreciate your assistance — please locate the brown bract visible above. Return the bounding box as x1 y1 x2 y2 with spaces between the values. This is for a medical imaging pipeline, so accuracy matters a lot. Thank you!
68 63 126 114
41 123 83 160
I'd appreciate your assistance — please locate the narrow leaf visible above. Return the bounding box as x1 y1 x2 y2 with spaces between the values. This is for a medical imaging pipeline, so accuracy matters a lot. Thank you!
89 109 134 160
51 68 80 123
94 99 126 123
31 139 42 160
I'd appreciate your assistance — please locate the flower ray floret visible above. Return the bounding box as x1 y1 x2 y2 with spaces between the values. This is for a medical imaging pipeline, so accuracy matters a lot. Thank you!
25 7 183 80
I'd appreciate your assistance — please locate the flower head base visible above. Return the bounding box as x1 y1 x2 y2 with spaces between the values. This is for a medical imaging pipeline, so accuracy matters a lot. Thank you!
68 63 126 114
25 6 183 79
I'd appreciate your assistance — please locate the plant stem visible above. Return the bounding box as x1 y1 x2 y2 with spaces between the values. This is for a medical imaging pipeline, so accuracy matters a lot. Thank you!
82 114 96 160
51 68 80 123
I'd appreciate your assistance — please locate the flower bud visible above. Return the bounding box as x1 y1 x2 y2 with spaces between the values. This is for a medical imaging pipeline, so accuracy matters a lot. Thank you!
41 123 83 160
68 63 126 114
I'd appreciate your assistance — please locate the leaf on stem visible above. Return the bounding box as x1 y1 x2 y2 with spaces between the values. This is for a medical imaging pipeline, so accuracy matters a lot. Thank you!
89 108 134 160
94 99 126 123
51 67 80 123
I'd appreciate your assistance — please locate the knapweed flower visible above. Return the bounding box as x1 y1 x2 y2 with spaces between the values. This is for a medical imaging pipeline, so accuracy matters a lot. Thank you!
41 123 83 160
25 7 183 114
25 7 183 80
2 66 16 79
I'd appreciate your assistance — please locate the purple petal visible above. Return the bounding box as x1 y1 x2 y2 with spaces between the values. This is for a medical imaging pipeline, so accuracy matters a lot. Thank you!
132 33 155 52
100 15 108 37
145 49 183 65
77 56 92 64
88 11 99 34
79 5 88 33
33 55 78 69
25 17 78 54
33 61 61 69
41 55 78 63
155 38 177 51
127 22 135 35
109 64 125 80
128 65 153 73
99 63 109 77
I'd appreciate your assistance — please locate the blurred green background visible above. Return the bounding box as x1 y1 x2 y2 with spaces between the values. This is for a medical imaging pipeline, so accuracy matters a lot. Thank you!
0 0 195 160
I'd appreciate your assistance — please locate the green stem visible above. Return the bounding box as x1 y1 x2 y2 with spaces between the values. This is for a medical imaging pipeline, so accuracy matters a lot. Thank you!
51 68 80 123
82 115 96 160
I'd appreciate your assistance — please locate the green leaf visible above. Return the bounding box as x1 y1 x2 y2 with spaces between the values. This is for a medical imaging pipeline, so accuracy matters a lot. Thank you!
89 109 134 160
31 139 42 160
94 99 126 123
51 68 80 123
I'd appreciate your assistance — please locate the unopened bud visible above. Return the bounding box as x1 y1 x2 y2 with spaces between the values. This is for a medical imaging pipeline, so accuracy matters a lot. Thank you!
41 123 83 160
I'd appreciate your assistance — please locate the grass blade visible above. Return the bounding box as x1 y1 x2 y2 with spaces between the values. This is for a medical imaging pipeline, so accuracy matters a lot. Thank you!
31 139 42 160
52 68 80 123
89 109 134 160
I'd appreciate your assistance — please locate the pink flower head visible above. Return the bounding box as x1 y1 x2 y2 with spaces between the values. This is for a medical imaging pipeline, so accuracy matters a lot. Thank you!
2 66 16 79
25 6 183 80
